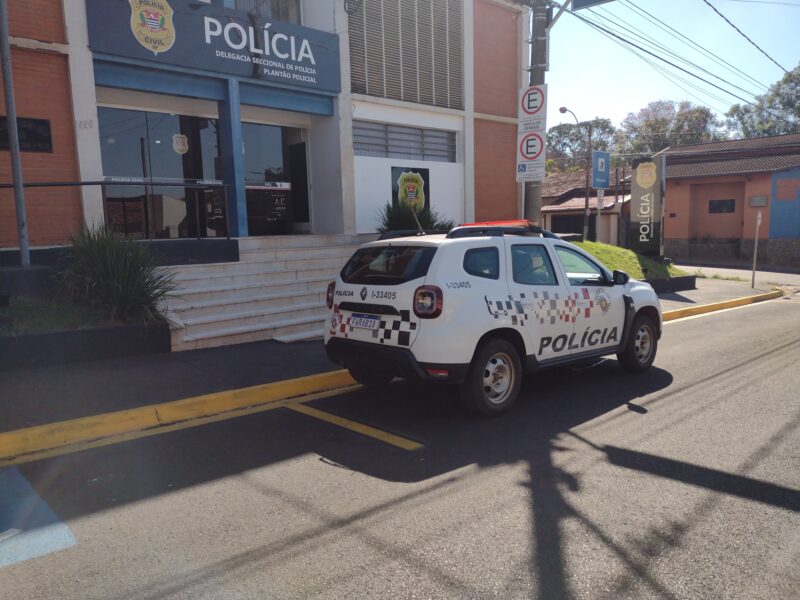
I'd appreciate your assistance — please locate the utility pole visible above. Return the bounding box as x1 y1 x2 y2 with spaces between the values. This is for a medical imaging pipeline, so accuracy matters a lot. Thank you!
584 120 592 241
523 0 549 225
0 0 30 267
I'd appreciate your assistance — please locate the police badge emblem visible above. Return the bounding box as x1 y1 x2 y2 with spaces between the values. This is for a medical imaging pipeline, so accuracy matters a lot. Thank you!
129 0 175 56
172 134 189 155
396 171 426 210
635 161 658 190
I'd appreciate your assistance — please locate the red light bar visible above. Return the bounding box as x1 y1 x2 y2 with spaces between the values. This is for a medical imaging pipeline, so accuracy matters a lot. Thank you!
460 220 533 228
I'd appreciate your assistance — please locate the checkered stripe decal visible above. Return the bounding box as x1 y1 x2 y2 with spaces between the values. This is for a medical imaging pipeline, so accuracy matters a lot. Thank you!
329 306 417 347
372 310 417 346
485 288 599 326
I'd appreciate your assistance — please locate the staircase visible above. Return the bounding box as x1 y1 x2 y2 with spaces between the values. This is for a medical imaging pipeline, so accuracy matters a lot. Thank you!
166 235 369 351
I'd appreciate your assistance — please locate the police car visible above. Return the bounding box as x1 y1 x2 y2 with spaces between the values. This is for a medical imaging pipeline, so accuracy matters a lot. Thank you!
324 221 662 415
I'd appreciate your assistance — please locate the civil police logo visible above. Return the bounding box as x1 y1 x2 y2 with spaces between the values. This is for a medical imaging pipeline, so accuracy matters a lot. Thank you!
129 0 175 56
172 134 189 155
635 161 658 190
360 287 368 301
397 172 426 210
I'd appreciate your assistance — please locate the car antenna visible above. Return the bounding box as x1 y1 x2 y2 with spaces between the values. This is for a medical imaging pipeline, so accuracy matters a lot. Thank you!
410 206 425 236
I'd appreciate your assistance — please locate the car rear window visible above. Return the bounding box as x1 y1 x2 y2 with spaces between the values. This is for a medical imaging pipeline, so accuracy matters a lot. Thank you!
341 245 437 285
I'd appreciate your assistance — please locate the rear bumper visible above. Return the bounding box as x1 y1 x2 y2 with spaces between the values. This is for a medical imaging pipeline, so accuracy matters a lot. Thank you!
325 338 469 383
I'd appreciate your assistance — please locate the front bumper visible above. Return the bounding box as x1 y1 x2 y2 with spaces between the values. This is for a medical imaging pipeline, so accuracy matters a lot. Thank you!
325 338 469 383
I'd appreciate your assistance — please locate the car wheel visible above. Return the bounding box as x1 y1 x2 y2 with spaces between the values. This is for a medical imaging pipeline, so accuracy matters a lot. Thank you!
460 339 522 416
348 366 394 388
617 314 658 373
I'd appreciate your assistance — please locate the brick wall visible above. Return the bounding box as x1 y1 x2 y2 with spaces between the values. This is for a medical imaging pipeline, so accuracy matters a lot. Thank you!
474 119 518 220
474 0 519 118
1 48 82 247
9 0 65 43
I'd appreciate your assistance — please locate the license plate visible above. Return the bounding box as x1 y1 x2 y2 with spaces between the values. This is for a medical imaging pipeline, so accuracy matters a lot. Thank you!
350 313 380 330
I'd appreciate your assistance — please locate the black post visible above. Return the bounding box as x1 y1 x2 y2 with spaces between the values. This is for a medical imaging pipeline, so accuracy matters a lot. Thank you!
224 187 231 240
0 0 30 266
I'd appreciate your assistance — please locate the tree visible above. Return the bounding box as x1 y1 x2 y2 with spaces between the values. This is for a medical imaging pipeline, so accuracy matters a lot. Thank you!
726 63 800 137
546 118 616 170
615 100 724 156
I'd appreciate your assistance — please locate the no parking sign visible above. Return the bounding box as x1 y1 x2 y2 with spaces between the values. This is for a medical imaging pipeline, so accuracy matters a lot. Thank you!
517 85 547 182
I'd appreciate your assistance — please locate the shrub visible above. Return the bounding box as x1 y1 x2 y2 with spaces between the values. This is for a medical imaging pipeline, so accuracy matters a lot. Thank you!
58 227 176 323
376 202 457 234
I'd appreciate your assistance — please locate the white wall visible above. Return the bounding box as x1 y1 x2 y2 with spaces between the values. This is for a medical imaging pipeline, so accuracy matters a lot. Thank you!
352 98 465 233
354 157 464 234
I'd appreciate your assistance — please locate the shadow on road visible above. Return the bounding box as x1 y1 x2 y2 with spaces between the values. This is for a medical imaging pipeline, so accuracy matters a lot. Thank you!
10 357 800 599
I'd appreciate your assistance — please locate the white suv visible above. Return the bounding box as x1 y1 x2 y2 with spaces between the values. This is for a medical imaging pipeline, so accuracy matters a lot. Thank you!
324 222 662 415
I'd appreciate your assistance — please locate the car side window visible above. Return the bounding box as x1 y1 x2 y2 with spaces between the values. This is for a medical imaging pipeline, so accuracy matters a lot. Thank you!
511 245 558 286
555 246 606 286
463 247 499 280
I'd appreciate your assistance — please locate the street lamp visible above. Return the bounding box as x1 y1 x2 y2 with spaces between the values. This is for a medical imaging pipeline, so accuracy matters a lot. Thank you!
559 107 592 242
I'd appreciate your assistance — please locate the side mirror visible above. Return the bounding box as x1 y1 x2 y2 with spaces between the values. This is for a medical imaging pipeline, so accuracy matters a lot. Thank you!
612 270 630 286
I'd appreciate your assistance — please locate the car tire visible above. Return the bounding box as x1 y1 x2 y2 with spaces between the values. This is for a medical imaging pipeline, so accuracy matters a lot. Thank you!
348 366 394 388
460 339 522 416
617 314 658 373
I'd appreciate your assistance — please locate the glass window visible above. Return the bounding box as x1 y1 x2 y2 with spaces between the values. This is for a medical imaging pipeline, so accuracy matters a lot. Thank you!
464 247 499 280
242 122 286 183
511 245 558 286
341 246 437 286
709 199 736 214
555 246 607 286
98 107 222 239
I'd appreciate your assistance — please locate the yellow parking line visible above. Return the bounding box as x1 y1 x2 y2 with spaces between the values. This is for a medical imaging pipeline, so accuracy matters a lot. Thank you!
287 403 423 451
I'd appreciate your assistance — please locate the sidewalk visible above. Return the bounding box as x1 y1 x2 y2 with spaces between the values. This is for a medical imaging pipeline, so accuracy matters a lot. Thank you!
0 339 334 434
657 277 774 312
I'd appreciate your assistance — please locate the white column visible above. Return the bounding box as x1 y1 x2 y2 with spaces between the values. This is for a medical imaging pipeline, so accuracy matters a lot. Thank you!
63 0 104 229
463 0 475 223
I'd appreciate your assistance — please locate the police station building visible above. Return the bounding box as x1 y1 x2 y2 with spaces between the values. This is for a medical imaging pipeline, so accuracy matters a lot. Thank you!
2 0 531 346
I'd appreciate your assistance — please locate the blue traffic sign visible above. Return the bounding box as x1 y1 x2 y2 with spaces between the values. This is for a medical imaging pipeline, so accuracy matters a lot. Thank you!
592 151 611 189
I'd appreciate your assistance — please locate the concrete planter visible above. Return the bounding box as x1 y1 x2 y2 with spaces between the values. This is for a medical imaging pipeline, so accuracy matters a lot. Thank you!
0 321 170 370
645 275 697 294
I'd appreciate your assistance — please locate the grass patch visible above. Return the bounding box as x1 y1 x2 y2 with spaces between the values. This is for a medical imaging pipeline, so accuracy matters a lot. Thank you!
0 296 111 336
574 241 689 280
691 269 747 282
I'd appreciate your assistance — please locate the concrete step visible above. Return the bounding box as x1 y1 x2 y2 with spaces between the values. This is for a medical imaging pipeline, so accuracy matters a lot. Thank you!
168 267 340 291
176 313 328 351
172 289 325 320
240 245 358 262
182 302 328 338
170 255 348 281
237 234 360 251
168 277 332 305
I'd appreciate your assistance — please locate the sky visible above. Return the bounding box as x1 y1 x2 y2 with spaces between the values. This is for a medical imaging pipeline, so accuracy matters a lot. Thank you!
544 0 800 130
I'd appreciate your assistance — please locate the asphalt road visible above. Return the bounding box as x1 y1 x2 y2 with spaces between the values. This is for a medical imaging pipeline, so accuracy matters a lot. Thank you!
1 297 799 600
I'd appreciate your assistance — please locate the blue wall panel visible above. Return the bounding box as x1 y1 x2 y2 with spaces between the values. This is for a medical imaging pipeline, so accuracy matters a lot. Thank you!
94 60 226 101
770 168 800 239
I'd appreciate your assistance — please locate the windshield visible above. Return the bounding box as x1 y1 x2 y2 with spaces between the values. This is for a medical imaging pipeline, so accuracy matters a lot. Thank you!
340 245 437 285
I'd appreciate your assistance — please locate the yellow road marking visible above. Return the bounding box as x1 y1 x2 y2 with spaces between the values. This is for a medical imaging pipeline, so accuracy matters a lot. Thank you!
662 289 783 322
287 403 423 451
0 371 357 466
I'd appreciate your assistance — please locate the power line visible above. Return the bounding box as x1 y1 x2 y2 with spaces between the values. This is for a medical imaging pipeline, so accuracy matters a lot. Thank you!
620 0 770 91
720 0 800 6
700 0 789 72
589 5 762 99
567 8 786 120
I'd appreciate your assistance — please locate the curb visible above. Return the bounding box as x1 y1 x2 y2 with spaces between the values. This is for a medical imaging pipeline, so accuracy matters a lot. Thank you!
0 369 356 467
0 290 785 466
662 289 783 322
